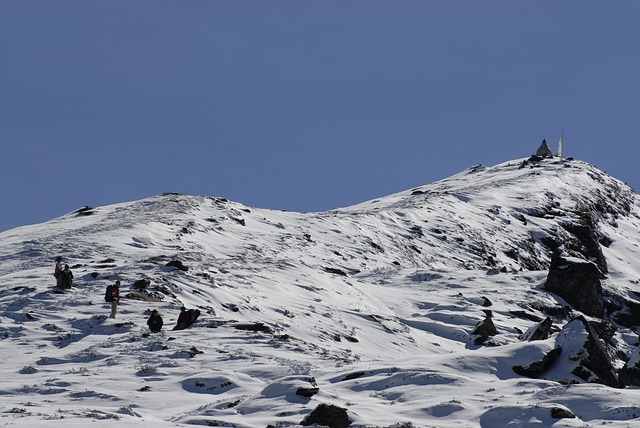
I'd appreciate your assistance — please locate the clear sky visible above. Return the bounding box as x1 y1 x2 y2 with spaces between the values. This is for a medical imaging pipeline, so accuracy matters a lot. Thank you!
1 1 638 232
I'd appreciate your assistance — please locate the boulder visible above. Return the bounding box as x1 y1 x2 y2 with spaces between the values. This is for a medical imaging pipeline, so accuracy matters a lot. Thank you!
561 219 608 275
301 403 350 428
166 260 189 271
472 310 498 345
520 317 554 341
544 253 604 318
619 345 640 387
133 278 151 290
125 291 164 302
611 297 640 328
513 347 562 378
296 387 319 398
554 316 622 388
74 206 95 216
550 407 576 419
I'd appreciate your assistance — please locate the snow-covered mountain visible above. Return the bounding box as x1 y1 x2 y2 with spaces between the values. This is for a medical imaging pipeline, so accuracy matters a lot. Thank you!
3 156 640 427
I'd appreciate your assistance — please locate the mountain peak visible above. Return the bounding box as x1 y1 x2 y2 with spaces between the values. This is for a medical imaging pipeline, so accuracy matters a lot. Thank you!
2 157 640 426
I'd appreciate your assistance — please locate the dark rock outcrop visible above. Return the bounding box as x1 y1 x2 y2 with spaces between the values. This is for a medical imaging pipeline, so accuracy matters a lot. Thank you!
125 291 164 302
74 206 95 216
555 316 622 388
618 346 640 387
509 310 544 323
301 403 350 428
166 260 188 271
544 253 604 317
561 218 608 275
472 310 498 345
296 387 319 398
550 407 576 419
514 317 622 388
611 297 640 328
233 322 272 333
513 347 562 378
520 317 554 341
325 267 348 276
133 278 151 290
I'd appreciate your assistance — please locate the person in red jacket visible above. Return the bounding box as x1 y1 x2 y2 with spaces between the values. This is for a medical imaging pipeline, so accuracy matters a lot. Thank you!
109 281 121 319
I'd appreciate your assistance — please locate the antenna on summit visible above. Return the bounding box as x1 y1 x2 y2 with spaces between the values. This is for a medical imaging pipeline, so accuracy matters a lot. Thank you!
557 129 564 158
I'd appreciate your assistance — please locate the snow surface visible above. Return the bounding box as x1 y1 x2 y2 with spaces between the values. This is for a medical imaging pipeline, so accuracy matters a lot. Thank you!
2 157 640 427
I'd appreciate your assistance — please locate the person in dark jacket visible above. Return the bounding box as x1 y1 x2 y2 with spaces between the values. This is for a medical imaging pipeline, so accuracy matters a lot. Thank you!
147 310 163 333
172 306 200 330
109 281 121 319
173 306 190 330
60 265 74 289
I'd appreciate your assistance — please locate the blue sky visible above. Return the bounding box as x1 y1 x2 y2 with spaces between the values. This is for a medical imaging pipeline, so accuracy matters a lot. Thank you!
1 1 639 232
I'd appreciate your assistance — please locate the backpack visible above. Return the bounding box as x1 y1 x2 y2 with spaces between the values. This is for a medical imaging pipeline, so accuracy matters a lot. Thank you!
105 285 114 302
61 271 73 288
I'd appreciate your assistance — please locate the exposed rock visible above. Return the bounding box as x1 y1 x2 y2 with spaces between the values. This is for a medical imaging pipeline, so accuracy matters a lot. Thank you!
222 302 240 312
560 218 608 275
166 260 188 271
619 345 640 387
233 322 272 333
125 291 164 302
509 310 544 323
520 317 554 341
468 164 486 173
550 407 576 419
472 310 498 345
611 297 640 328
520 155 543 169
133 278 151 290
555 316 622 388
230 216 245 226
513 347 562 378
325 267 348 276
342 372 365 381
536 303 572 319
74 206 95 216
301 403 351 428
588 319 616 346
184 346 203 357
296 387 319 398
514 317 622 388
544 252 604 317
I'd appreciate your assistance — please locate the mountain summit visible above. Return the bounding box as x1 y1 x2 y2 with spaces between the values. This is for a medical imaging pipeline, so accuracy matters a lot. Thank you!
3 157 640 427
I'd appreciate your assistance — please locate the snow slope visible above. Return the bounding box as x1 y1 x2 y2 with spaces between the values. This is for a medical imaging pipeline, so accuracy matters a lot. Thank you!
2 157 640 427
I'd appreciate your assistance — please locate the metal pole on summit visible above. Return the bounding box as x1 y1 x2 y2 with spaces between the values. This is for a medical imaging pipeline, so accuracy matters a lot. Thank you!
557 129 564 158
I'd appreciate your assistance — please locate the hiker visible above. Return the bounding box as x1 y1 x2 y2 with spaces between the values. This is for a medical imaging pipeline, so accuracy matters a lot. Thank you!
107 280 121 319
147 310 163 333
54 256 63 288
173 307 200 330
173 306 190 330
60 265 74 289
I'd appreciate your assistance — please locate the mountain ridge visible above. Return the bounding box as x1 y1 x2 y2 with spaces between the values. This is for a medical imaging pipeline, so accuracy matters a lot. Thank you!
3 156 640 427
